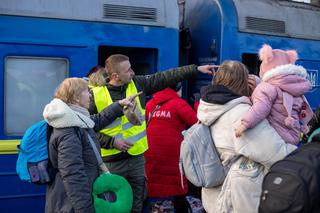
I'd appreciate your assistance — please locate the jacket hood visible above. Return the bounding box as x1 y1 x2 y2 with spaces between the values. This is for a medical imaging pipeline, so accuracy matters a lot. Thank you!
262 64 307 82
152 88 179 105
200 84 241 104
263 64 311 96
198 96 251 126
43 98 94 128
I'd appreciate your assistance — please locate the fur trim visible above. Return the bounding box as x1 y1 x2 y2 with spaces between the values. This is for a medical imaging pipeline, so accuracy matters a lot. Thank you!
259 44 274 63
262 64 307 82
286 50 298 63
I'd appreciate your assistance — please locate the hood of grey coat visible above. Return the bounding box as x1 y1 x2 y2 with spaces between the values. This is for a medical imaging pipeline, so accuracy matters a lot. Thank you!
197 96 252 126
43 98 94 128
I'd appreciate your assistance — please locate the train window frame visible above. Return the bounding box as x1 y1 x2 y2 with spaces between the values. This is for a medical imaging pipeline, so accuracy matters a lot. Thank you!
4 56 69 136
98 46 158 75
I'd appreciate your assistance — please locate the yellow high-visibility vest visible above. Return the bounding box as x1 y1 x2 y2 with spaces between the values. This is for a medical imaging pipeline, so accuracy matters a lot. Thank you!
92 81 148 157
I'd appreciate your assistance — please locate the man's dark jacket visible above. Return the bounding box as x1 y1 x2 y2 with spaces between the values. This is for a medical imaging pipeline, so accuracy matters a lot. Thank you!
89 65 198 161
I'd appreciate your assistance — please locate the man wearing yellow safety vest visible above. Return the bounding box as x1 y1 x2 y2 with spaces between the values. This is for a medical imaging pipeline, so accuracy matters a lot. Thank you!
89 54 214 212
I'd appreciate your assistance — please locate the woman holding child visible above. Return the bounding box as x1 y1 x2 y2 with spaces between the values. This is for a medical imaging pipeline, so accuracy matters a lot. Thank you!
198 61 296 213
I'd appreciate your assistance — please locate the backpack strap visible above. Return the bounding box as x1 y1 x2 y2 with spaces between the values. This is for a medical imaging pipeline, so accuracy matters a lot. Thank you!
86 133 110 173
46 124 58 178
75 114 110 173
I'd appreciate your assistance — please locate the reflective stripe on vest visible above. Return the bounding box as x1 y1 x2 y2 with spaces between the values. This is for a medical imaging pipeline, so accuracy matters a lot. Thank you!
92 81 148 157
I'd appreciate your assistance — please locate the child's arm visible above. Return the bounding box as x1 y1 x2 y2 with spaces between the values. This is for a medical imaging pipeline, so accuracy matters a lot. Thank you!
235 83 277 137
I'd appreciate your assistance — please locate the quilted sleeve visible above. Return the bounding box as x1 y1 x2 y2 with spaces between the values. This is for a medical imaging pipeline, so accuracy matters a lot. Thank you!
241 83 277 129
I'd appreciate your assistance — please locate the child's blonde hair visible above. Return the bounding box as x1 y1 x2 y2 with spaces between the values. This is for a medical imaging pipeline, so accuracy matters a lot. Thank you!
88 67 107 87
213 60 250 97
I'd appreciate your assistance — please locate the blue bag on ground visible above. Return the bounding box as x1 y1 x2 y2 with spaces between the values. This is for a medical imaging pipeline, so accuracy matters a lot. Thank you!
16 120 55 184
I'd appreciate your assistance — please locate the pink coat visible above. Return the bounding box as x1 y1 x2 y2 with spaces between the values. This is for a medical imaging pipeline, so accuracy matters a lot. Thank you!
241 64 313 145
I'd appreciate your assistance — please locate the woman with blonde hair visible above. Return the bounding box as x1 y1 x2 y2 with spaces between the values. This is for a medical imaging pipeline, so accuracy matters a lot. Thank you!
198 61 296 213
43 77 132 213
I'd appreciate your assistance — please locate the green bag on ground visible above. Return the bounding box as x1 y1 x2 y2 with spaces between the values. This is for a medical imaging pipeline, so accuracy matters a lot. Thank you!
92 173 133 213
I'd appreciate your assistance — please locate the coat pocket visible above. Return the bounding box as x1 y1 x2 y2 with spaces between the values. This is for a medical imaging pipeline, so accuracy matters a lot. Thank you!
229 162 264 212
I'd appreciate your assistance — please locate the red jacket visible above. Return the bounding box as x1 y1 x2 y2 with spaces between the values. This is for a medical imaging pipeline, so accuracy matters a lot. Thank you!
145 88 197 198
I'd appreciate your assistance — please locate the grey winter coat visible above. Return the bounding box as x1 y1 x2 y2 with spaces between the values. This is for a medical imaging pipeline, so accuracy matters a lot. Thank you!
43 98 123 213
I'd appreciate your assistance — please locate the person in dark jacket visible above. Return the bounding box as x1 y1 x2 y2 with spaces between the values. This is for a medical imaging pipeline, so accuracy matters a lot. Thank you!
88 54 214 212
43 77 133 213
309 105 320 134
303 105 320 143
145 83 198 211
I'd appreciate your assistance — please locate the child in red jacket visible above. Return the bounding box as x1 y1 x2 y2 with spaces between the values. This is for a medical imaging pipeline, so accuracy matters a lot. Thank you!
145 83 198 212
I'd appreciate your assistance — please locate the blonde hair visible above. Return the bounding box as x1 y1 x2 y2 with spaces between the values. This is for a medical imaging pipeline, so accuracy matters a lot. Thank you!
88 67 107 87
213 60 250 97
55 78 88 104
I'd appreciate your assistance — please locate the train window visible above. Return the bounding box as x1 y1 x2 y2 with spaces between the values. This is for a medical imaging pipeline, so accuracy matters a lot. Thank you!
98 46 158 75
242 53 261 76
4 56 68 136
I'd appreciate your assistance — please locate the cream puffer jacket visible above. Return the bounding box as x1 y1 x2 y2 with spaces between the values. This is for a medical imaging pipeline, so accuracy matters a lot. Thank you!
198 96 296 213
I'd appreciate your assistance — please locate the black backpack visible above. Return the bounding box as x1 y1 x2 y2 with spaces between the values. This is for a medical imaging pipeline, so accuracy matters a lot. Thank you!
259 141 320 213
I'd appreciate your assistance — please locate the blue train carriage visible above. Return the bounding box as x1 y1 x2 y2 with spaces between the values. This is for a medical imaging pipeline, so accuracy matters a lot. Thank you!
0 0 179 212
180 0 320 109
